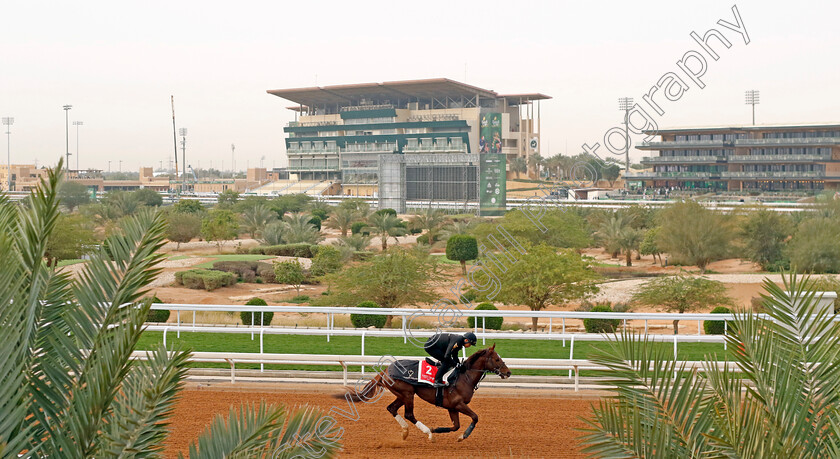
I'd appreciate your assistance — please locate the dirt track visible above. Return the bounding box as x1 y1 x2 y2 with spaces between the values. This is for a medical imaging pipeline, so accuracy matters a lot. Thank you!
165 388 595 458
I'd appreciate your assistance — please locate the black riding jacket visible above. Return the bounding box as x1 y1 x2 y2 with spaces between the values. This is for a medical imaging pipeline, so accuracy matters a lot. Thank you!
424 333 464 365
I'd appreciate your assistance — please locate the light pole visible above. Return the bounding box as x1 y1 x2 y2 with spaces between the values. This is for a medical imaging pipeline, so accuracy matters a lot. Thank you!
63 105 72 171
231 144 235 177
745 90 760 125
618 97 634 189
118 160 122 172
73 121 84 171
179 128 187 190
2 117 13 191
108 160 111 173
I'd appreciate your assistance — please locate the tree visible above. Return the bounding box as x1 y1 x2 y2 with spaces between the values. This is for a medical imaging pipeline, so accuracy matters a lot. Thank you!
319 247 443 327
274 259 306 295
787 217 840 273
337 233 372 251
510 157 527 179
594 214 628 258
132 188 163 207
0 162 341 458
446 234 478 276
617 226 643 267
268 194 311 218
658 200 733 272
640 227 663 265
472 208 591 249
527 153 543 178
581 274 840 458
409 208 447 243
166 212 202 250
44 213 97 264
496 244 600 331
240 202 277 238
58 180 91 212
101 190 142 217
310 245 345 277
325 206 358 237
598 159 621 187
740 209 792 270
631 274 734 334
201 209 239 253
365 213 407 251
217 189 240 209
281 212 323 244
172 199 204 215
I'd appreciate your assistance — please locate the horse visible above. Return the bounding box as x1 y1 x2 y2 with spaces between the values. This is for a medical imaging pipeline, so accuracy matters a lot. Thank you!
342 344 511 442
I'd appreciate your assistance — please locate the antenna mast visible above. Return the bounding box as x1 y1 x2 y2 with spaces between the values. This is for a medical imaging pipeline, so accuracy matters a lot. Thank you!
171 96 179 194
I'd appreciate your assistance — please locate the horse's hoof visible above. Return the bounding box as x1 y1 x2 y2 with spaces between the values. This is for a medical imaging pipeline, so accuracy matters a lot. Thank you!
457 435 465 442
402 428 409 440
428 433 434 442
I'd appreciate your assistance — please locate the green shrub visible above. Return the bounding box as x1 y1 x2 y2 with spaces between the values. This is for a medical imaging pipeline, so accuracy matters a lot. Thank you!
583 304 621 333
459 289 478 304
704 306 732 335
375 208 397 217
416 234 430 245
212 260 259 283
467 303 503 330
350 301 386 328
350 222 367 235
240 297 274 326
175 269 236 291
248 243 317 257
146 295 170 323
288 295 310 304
256 262 276 283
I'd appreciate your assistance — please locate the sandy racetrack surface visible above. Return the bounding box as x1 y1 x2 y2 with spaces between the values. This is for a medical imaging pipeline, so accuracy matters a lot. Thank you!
166 388 594 458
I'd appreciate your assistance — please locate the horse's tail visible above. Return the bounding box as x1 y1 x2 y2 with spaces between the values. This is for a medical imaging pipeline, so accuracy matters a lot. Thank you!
335 373 384 403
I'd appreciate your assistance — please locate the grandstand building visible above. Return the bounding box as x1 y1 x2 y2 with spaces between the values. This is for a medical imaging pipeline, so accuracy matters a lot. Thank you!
267 78 549 196
631 123 840 192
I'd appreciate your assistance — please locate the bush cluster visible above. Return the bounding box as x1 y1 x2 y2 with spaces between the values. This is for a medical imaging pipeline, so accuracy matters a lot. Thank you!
248 243 318 257
211 260 276 283
146 295 170 323
240 297 273 326
350 222 368 235
350 301 386 328
175 269 236 291
467 303 503 330
583 303 621 333
704 306 732 335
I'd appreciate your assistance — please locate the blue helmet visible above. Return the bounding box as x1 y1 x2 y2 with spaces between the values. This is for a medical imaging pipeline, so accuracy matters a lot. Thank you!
463 332 477 345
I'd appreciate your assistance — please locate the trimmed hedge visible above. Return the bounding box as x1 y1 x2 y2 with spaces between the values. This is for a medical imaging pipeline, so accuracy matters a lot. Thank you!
350 222 369 235
211 260 276 283
583 304 621 333
704 306 732 335
467 303 503 330
240 297 273 326
375 208 397 217
248 243 318 257
175 269 236 291
350 301 386 328
147 295 170 323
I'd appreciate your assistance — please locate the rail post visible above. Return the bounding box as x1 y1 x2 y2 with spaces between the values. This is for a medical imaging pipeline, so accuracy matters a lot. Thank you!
327 313 331 343
482 317 486 345
193 310 196 328
562 318 566 346
163 326 168 348
568 335 575 379
250 312 254 340
361 331 366 376
177 310 181 338
260 328 265 372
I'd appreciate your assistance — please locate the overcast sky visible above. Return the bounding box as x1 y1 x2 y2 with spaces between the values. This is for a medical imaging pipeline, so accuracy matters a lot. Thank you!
2 0 838 172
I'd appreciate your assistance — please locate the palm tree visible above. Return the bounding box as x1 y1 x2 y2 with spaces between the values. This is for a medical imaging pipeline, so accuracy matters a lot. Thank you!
409 208 447 243
325 206 358 237
617 227 643 267
510 157 527 179
527 153 544 179
281 212 323 244
440 219 474 240
240 202 277 238
581 273 840 457
0 162 341 458
337 233 373 251
594 214 629 259
366 213 406 251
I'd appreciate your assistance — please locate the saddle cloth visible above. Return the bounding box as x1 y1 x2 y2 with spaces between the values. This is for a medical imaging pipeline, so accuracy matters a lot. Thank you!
387 359 457 386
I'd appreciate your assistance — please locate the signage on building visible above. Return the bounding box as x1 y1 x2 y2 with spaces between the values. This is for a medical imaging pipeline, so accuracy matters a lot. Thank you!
479 153 506 216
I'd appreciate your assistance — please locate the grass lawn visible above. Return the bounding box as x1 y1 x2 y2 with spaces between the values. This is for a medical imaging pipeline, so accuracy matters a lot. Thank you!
57 259 87 267
429 253 474 266
166 255 191 261
136 330 732 375
193 254 274 269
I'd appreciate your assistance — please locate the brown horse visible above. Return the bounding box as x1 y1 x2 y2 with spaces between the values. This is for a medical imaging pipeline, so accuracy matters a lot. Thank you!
343 345 511 442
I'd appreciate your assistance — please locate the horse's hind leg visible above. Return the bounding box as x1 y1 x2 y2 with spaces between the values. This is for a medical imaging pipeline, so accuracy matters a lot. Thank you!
432 409 461 434
387 397 409 440
403 394 433 442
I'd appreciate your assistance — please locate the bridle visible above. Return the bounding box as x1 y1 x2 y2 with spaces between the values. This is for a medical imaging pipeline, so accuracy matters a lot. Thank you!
459 351 505 390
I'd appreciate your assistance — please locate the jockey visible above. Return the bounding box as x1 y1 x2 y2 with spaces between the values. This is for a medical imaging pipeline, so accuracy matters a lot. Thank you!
424 332 477 387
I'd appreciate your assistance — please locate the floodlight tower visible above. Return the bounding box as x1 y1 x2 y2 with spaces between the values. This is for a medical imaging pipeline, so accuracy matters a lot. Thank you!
2 117 13 191
63 105 72 171
73 121 84 170
745 90 760 125
618 97 634 188
179 128 188 190
231 144 235 177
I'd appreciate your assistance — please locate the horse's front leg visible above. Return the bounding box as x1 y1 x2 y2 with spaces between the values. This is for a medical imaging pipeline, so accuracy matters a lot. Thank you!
432 409 461 434
404 393 434 441
455 403 478 442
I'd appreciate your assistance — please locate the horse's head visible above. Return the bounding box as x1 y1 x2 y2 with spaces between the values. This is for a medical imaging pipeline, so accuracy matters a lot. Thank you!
477 344 511 379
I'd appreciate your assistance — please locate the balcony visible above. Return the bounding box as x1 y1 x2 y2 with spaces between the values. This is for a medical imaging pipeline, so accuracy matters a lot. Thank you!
403 143 468 153
721 170 834 179
625 171 718 179
287 164 340 172
287 146 340 156
641 155 725 164
728 153 834 163
342 143 398 153
734 137 840 147
636 139 731 150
